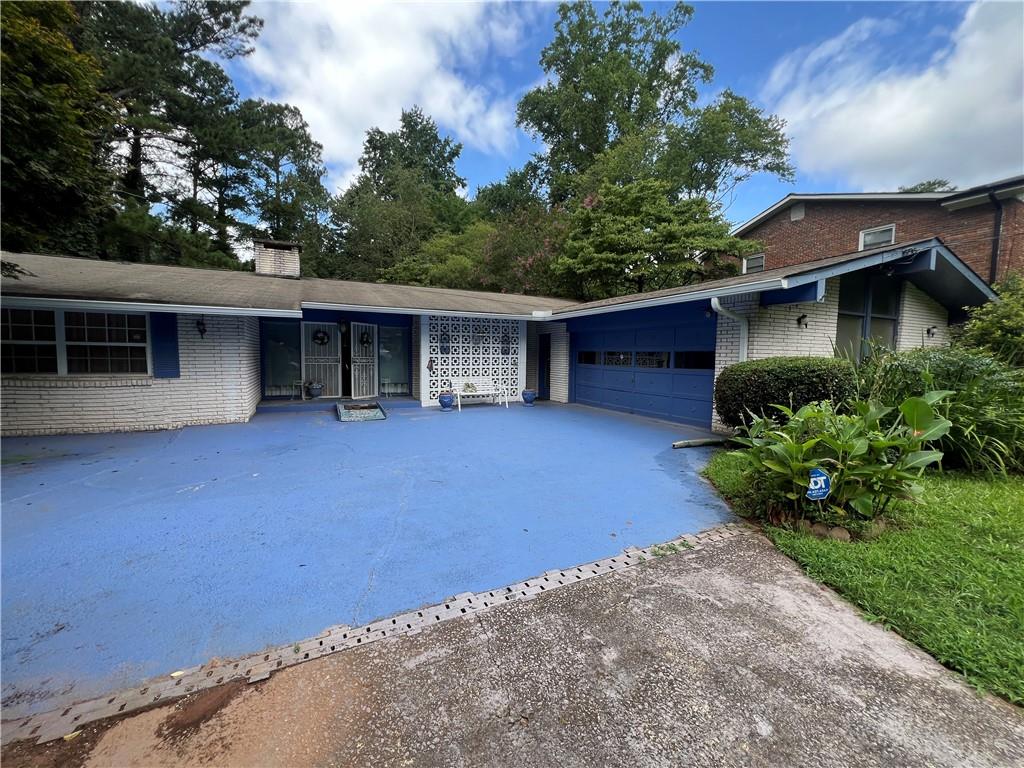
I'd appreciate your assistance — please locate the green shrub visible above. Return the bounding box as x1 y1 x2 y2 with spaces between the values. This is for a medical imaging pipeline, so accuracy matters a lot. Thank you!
957 274 1024 367
714 356 856 428
730 392 952 523
856 346 1024 473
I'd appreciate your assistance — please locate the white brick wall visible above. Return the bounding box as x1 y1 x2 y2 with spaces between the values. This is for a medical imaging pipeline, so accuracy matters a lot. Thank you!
547 322 570 403
896 282 949 350
2 314 261 436
711 278 840 432
253 242 300 277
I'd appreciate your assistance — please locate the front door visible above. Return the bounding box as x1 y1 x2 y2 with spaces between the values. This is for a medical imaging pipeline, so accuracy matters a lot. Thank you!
302 322 341 397
350 322 378 399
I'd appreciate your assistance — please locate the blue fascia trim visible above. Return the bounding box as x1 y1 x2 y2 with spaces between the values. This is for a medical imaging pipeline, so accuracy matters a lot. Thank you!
932 243 998 301
760 280 824 306
783 239 943 289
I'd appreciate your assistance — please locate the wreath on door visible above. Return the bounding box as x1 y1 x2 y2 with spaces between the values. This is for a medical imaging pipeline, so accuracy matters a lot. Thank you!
312 329 330 346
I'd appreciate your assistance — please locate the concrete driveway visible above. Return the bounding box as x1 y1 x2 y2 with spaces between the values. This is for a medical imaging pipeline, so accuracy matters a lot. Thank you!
1 403 730 716
4 532 1020 767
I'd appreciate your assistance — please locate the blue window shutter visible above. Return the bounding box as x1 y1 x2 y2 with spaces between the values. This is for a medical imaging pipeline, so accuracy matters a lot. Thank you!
150 313 180 378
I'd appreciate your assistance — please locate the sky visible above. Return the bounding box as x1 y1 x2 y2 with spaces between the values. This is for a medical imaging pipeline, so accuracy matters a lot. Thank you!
227 0 1024 227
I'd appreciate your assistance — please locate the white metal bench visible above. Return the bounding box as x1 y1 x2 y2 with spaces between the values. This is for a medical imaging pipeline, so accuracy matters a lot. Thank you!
450 376 509 410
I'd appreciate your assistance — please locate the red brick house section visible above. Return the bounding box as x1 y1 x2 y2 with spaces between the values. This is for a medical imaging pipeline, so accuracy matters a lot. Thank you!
736 177 1024 283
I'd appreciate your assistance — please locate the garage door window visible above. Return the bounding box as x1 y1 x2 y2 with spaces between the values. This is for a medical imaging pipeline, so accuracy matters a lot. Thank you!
674 351 715 369
603 351 633 366
636 352 670 368
576 350 598 365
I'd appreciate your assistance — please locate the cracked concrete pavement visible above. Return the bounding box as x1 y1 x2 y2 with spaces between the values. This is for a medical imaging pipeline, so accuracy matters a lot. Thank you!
5 533 1022 767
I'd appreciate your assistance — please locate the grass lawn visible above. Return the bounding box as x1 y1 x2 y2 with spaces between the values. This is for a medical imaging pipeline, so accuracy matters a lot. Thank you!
704 450 1024 706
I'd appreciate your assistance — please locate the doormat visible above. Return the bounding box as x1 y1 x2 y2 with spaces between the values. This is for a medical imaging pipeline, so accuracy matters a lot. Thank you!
336 402 386 422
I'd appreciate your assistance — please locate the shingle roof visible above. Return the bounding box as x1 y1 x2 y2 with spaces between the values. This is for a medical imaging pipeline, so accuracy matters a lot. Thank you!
731 174 1024 236
551 239 925 315
0 252 576 317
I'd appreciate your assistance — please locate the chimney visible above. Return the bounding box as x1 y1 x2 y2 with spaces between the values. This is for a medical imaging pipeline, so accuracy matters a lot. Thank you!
253 239 302 278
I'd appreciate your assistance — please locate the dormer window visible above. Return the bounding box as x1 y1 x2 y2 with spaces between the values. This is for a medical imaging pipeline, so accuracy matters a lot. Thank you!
742 254 765 274
859 224 896 250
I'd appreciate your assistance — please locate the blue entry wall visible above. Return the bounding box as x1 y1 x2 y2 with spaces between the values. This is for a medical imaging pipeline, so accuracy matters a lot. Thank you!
566 302 717 427
259 310 414 399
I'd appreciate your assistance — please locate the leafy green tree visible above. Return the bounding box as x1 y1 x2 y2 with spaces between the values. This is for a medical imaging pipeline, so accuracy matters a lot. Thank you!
330 167 439 282
384 220 497 289
517 1 711 201
957 274 1024 367
474 169 544 220
240 99 327 242
359 106 465 196
557 179 751 299
660 90 793 202
480 207 569 296
899 179 957 193
1 1 114 255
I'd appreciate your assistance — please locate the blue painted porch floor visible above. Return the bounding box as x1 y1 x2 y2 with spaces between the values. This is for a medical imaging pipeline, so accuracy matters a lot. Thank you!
1 404 732 717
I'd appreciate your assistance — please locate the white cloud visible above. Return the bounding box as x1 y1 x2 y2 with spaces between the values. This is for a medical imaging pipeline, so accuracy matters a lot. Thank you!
762 1 1024 190
241 1 534 193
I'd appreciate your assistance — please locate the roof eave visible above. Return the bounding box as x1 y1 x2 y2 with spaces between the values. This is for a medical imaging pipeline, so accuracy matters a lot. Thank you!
0 295 302 318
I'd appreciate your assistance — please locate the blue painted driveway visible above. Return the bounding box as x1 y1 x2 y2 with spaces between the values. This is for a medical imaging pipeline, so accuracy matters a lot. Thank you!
1 404 732 716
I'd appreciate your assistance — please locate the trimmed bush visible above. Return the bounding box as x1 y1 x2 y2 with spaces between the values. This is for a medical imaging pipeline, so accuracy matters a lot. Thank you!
856 346 1024 473
714 356 856 428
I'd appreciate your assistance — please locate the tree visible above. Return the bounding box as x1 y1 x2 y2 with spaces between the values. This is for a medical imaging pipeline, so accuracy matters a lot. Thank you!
517 1 712 201
556 179 751 300
0 1 114 255
660 90 793 203
79 0 261 207
359 106 465 196
240 100 327 242
958 274 1024 367
383 220 497 289
330 167 439 282
899 179 957 193
474 169 544 220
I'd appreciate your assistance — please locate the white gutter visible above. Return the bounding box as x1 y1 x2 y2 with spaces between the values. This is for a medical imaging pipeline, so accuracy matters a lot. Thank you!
551 278 782 320
1 295 302 318
710 297 748 362
300 301 539 321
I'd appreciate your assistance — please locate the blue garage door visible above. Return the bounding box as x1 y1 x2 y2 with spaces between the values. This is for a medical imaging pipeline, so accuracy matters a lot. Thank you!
570 304 716 427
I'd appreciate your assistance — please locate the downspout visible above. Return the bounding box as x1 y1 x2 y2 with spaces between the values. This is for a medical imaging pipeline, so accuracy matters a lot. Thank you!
711 297 748 362
988 192 1004 284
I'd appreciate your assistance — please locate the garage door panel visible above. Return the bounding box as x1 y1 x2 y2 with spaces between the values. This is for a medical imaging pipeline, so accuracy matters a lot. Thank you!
668 396 713 424
575 366 603 387
671 371 714 400
636 327 674 348
674 326 715 348
602 369 634 390
635 371 672 395
604 330 636 348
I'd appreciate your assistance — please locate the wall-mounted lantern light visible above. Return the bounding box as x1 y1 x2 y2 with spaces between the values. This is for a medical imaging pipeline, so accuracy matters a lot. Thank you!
500 331 511 356
926 325 938 337
796 313 808 329
439 331 450 355
196 317 207 338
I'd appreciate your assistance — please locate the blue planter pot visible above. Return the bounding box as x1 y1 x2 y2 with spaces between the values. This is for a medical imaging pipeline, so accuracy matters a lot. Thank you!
438 392 455 412
521 389 538 407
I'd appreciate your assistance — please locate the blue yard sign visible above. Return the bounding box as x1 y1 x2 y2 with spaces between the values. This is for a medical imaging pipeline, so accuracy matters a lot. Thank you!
806 468 831 501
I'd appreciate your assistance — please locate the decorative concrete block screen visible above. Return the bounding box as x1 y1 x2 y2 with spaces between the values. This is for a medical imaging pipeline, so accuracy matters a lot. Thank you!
420 315 525 405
